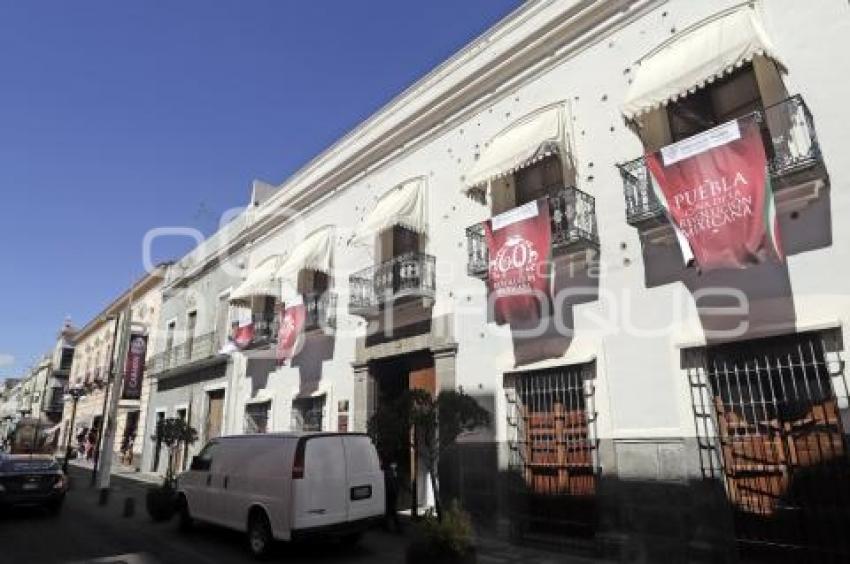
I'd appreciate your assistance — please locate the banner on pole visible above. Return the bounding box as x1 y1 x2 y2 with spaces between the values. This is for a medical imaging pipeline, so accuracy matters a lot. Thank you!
646 114 783 271
484 198 552 324
277 304 306 365
121 334 148 400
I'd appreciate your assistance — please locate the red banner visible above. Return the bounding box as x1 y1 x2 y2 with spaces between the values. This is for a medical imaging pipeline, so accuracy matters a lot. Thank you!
277 304 306 365
484 198 551 324
233 322 254 349
231 307 255 349
121 334 148 400
646 114 783 271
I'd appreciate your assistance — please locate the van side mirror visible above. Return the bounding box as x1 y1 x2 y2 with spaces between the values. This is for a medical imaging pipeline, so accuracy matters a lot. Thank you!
190 456 210 471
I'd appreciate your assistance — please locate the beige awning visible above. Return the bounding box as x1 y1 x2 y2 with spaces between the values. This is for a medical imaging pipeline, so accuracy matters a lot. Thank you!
463 104 566 194
352 177 427 244
275 226 335 284
623 6 783 119
230 254 282 305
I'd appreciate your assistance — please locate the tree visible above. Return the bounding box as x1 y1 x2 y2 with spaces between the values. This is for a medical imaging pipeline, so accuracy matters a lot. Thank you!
368 389 490 521
151 417 198 486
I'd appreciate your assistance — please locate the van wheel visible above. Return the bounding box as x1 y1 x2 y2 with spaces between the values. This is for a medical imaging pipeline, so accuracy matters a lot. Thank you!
247 510 273 559
177 495 193 532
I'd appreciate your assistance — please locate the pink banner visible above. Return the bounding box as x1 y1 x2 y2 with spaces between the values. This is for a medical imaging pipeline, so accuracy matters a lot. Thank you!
277 304 306 365
484 198 552 324
233 322 255 349
646 114 783 271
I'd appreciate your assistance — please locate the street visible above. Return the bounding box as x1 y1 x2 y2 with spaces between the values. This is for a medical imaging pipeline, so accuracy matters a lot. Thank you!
0 467 408 564
0 467 584 564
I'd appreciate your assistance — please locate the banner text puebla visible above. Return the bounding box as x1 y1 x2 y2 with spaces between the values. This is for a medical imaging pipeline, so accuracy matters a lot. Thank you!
121 333 148 400
484 198 552 324
646 114 783 271
277 303 306 365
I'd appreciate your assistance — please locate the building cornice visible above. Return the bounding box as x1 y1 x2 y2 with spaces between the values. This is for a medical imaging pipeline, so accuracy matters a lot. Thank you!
73 265 169 342
169 0 663 287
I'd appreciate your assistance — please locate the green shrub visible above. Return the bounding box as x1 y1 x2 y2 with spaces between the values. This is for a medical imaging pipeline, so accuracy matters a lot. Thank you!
406 501 476 564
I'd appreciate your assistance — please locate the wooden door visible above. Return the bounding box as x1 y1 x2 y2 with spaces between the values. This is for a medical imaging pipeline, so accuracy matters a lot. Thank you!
205 390 225 441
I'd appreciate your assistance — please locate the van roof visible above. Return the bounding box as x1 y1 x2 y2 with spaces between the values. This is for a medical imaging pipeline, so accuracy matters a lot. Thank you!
214 432 369 441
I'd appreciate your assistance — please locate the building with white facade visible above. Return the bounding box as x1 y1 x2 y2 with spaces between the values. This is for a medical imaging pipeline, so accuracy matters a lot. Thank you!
141 1 850 559
59 265 167 469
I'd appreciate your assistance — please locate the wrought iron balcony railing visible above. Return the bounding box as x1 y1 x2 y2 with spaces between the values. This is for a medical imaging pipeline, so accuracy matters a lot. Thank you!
466 185 599 279
148 330 221 374
618 94 824 227
348 252 436 316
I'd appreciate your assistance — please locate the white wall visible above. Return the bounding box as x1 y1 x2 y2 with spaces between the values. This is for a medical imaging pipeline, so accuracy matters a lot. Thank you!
159 0 850 467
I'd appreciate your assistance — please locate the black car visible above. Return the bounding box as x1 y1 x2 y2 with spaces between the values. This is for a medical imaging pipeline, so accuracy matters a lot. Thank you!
0 452 67 513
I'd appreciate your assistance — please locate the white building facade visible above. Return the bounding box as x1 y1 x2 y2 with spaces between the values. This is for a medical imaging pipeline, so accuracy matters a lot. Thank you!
142 1 850 559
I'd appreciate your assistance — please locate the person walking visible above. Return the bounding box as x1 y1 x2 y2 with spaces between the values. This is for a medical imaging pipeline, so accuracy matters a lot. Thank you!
383 462 401 533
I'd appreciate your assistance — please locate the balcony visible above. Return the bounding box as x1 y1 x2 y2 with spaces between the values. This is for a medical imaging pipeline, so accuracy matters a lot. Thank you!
43 387 65 414
618 95 826 228
304 292 337 331
466 185 599 279
149 331 221 374
348 253 436 317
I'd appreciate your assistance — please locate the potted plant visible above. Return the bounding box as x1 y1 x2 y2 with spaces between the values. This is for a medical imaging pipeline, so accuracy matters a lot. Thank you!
406 501 477 564
369 389 489 562
145 417 197 522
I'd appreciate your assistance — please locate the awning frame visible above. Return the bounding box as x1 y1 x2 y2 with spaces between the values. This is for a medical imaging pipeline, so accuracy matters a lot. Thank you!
622 5 785 120
462 102 572 201
230 254 283 306
274 225 336 286
351 176 428 245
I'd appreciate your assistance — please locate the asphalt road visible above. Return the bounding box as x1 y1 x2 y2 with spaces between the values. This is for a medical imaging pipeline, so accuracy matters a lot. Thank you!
0 467 408 564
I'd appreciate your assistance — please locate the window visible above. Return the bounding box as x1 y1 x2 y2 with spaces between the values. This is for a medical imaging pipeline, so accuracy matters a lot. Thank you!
292 396 325 432
377 225 420 263
59 348 74 371
190 441 218 472
165 321 176 355
490 155 570 216
635 56 788 153
244 401 271 434
185 311 197 357
249 297 277 340
667 65 762 142
297 269 330 296
506 364 597 538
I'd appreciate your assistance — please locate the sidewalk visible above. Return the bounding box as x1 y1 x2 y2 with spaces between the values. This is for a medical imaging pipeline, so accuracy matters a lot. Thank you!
67 458 163 485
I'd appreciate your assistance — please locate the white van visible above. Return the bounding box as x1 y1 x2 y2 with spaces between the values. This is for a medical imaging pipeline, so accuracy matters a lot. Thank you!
175 432 386 558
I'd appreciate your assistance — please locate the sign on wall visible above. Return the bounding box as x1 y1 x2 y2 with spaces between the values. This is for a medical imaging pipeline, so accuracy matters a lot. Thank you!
121 334 148 400
646 114 783 271
484 198 552 324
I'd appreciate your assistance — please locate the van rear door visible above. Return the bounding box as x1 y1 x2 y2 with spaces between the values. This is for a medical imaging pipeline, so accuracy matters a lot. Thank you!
342 435 385 522
293 436 347 529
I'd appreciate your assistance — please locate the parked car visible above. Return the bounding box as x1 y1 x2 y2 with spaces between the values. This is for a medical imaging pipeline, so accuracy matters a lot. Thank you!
0 452 67 513
176 432 386 558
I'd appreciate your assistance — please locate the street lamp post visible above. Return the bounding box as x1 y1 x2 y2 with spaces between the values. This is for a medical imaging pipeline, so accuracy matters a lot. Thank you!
61 386 86 475
90 314 121 487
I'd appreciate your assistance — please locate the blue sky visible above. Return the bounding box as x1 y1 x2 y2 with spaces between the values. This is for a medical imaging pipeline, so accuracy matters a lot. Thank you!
0 0 521 379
